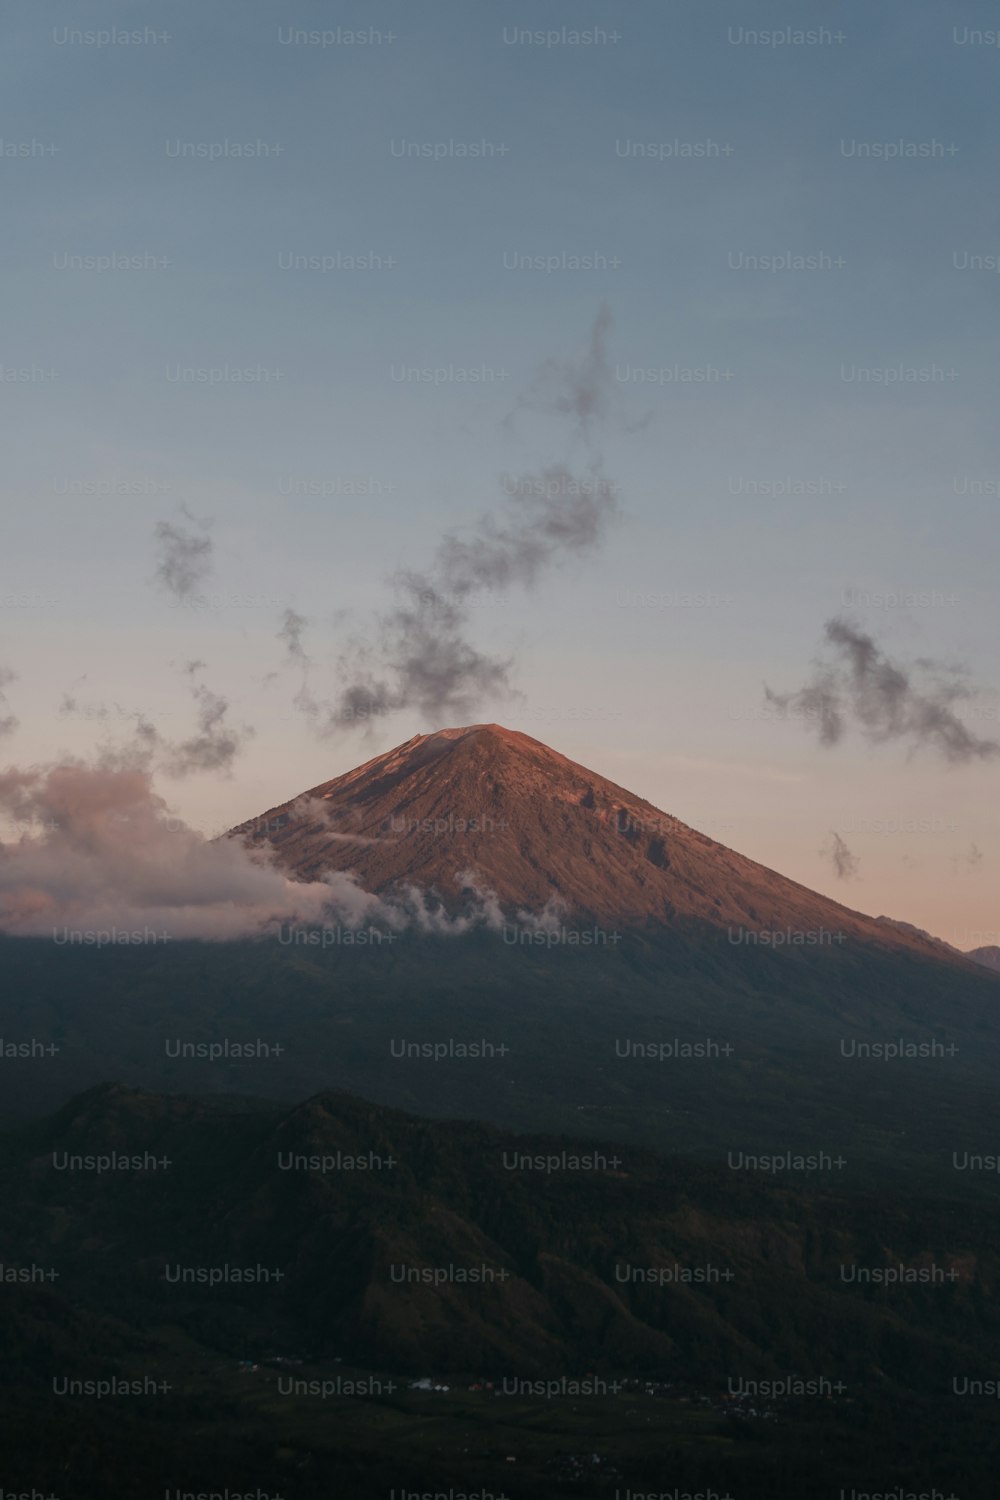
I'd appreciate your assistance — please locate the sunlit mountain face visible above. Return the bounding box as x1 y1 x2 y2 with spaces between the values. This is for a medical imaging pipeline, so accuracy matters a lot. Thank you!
226 723 982 965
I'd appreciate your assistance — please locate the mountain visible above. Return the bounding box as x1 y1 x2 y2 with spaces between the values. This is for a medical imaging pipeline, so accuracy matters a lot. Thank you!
3 1083 1000 1499
968 945 1000 973
875 915 959 952
2 724 998 1165
228 724 972 964
7 1080 996 1386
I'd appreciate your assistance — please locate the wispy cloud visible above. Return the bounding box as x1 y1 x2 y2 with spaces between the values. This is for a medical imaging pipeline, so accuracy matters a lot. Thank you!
766 618 1000 764
277 608 311 671
951 842 984 875
153 505 213 601
58 662 252 780
0 664 18 739
159 663 253 778
821 830 859 880
283 309 625 734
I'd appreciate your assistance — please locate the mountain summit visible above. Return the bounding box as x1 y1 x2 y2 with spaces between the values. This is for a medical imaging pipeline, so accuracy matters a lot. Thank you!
228 725 962 959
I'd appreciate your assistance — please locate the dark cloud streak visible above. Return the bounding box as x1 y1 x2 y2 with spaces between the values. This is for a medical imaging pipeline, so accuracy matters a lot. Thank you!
315 308 623 733
153 506 213 601
766 618 999 764
821 830 859 881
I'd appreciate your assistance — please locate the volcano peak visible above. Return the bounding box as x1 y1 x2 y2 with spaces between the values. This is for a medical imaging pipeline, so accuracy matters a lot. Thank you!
227 726 969 963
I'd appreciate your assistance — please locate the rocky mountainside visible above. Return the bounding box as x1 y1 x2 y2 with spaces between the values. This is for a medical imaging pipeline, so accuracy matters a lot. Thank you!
228 724 974 963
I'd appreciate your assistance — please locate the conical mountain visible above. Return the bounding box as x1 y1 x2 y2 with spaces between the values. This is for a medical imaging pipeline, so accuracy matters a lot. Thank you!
229 723 969 962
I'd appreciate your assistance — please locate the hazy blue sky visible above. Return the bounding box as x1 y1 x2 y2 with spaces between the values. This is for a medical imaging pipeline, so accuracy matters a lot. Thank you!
2 0 998 944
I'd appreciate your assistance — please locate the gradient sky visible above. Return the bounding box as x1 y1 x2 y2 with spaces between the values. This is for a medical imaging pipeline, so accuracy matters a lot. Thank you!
2 0 998 947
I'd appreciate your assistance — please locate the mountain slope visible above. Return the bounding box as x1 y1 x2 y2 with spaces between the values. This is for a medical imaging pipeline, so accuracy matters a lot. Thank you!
228 724 971 964
5 1082 1000 1386
7 1086 1000 1499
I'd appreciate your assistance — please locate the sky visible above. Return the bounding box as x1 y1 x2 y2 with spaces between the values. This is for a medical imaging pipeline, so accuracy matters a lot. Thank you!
1 0 998 947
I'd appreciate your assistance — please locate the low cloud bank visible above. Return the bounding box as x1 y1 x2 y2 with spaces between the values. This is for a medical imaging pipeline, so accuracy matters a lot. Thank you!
0 762 550 941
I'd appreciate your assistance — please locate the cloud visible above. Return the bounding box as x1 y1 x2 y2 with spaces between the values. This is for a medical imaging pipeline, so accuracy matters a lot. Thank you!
0 764 528 940
766 618 1000 764
278 608 311 670
0 761 331 939
326 584 515 730
153 506 213 601
427 463 618 596
233 793 397 849
270 608 326 719
507 304 613 436
951 842 984 875
59 687 109 723
57 664 252 780
297 309 623 733
821 830 859 881
0 665 18 739
0 767 465 940
158 663 253 778
513 891 571 934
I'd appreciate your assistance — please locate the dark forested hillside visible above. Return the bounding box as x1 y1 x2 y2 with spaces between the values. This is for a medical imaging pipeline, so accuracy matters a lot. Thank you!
2 1084 1000 1497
